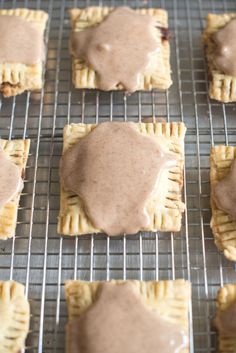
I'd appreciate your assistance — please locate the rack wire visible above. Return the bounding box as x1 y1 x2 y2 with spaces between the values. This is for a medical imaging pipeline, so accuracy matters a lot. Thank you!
0 0 236 352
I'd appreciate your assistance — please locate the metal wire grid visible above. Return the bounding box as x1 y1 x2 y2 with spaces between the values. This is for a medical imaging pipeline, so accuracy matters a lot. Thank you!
0 0 236 351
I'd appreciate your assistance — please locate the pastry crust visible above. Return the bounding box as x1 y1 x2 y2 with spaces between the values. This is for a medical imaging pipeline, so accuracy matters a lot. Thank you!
216 283 236 353
58 122 186 236
65 279 191 353
0 139 30 240
203 13 236 103
0 8 48 97
210 145 236 261
0 281 30 353
69 7 172 91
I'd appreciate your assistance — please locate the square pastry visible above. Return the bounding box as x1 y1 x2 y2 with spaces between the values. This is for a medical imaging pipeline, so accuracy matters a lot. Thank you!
210 145 236 261
65 279 191 353
203 13 236 102
0 139 30 240
58 122 186 236
0 9 48 97
69 7 172 92
215 283 236 353
0 280 30 353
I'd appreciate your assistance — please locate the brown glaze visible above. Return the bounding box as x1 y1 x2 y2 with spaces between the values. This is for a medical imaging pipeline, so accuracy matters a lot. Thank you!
214 302 236 336
60 122 176 236
0 15 44 65
66 282 188 353
213 18 236 76
213 159 236 218
0 150 22 209
70 7 160 92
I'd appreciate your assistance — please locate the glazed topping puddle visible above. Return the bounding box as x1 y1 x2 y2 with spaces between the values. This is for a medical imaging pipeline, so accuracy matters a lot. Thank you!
0 150 22 209
60 122 176 236
213 18 236 76
66 282 188 353
214 302 236 336
213 159 236 218
0 15 44 65
70 7 160 92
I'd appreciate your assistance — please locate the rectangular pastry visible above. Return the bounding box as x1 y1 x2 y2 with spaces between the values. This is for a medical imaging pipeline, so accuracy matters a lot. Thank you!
0 138 30 239
215 283 236 353
0 280 30 352
0 8 48 97
203 13 236 103
69 7 172 91
58 122 186 236
65 279 191 353
210 145 236 261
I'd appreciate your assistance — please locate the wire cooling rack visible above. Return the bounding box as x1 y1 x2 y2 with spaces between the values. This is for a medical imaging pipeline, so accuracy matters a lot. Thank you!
0 0 236 352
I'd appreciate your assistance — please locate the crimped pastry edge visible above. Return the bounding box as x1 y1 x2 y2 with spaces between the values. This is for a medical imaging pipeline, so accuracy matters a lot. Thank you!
69 7 172 91
58 121 186 236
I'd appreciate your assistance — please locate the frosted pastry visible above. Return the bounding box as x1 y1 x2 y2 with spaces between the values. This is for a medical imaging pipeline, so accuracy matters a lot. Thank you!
69 7 172 92
203 13 236 102
210 145 236 261
65 279 191 353
58 121 186 236
0 281 30 353
0 139 30 240
214 283 236 353
0 9 48 97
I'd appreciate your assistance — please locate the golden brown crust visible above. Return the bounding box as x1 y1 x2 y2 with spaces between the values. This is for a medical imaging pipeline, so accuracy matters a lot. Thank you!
65 279 191 353
69 7 172 91
58 122 186 236
0 9 48 97
203 13 236 103
210 145 236 261
216 284 236 353
0 139 30 240
0 280 30 353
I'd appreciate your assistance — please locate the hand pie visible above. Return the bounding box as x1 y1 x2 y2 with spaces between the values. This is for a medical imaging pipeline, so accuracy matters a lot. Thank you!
0 280 30 353
203 13 236 102
65 279 191 353
0 8 48 97
69 7 172 92
210 145 236 261
58 121 186 236
0 139 30 240
214 283 236 353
